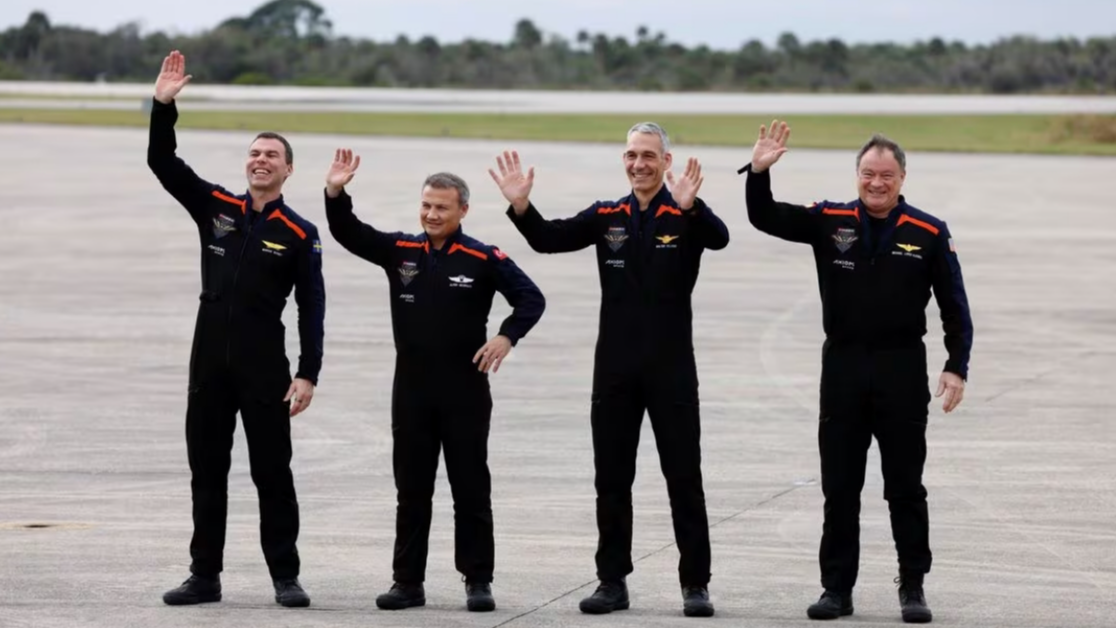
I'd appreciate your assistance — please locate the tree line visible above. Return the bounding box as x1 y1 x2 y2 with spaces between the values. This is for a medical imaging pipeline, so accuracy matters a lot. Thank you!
1 0 1113 94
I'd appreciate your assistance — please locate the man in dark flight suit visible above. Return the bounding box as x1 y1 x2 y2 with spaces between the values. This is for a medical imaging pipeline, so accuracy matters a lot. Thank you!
742 121 973 624
489 122 729 618
147 51 324 609
322 148 545 613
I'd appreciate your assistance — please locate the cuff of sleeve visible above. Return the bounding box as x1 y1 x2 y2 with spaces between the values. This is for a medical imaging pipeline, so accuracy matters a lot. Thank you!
324 187 351 207
498 326 521 347
506 202 537 220
295 369 319 386
943 360 967 381
685 197 709 216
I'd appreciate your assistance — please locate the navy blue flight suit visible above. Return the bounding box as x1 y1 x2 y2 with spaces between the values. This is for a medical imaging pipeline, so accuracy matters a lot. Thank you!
742 164 973 594
507 184 730 587
324 189 545 585
146 98 326 580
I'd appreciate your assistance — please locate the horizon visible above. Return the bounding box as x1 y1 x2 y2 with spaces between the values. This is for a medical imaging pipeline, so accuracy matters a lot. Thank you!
1 0 1114 50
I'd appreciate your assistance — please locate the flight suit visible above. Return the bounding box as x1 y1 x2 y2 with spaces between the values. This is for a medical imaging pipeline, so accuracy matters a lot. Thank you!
507 184 729 586
743 164 973 593
325 189 544 584
147 98 325 580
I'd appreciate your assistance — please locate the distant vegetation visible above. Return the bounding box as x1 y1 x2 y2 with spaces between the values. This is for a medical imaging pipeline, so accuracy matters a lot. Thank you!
1 0 1113 94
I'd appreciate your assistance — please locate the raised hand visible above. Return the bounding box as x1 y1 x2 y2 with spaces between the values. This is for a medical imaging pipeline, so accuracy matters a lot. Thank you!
666 156 704 210
154 50 192 104
751 119 790 173
488 150 534 215
325 148 361 197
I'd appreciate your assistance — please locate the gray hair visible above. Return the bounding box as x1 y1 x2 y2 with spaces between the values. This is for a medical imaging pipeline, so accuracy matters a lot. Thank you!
422 172 470 205
856 133 906 172
627 121 671 154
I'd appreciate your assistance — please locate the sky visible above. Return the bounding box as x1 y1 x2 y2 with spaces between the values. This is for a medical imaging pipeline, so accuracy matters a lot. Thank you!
1 0 1114 49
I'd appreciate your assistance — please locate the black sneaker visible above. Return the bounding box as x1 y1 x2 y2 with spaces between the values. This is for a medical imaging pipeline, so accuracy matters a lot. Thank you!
163 574 222 606
682 585 715 617
807 590 853 620
465 581 496 612
376 582 426 610
273 578 310 608
897 575 932 623
579 579 629 614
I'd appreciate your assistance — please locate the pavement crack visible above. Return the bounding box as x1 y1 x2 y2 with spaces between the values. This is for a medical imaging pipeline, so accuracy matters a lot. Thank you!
978 348 1105 406
492 482 807 627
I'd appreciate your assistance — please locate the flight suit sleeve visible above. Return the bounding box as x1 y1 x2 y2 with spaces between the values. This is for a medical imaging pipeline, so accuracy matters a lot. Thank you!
489 247 546 346
146 98 218 223
930 223 973 380
740 163 819 244
324 188 399 268
294 225 326 385
506 202 599 253
685 198 730 250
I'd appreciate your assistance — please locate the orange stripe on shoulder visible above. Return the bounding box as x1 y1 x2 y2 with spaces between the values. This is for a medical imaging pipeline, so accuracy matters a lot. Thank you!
597 203 631 216
212 190 245 213
449 243 488 260
822 207 860 221
266 209 307 240
897 214 940 235
655 204 682 218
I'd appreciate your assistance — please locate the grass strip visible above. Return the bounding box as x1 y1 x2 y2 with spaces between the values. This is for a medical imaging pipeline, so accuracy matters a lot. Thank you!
0 108 1111 155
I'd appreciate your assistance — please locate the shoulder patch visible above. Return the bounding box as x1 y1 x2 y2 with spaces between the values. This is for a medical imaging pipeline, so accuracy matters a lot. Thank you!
492 247 508 260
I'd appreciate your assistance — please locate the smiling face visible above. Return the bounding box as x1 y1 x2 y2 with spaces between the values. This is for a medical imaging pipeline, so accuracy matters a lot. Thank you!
857 147 906 216
244 136 292 193
419 185 467 243
623 131 672 197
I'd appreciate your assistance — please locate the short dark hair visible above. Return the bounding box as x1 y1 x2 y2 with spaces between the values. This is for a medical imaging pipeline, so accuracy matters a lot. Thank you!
856 133 906 172
253 131 293 165
423 172 470 206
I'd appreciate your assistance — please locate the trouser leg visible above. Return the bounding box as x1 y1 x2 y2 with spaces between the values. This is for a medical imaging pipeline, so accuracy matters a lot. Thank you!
440 373 495 583
872 345 933 577
390 371 441 584
644 358 711 587
817 342 873 593
186 374 238 577
590 368 645 582
239 376 301 579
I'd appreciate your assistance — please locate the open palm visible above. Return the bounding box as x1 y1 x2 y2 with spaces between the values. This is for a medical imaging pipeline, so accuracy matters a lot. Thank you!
666 157 704 210
751 119 790 172
488 150 534 207
154 50 192 104
326 148 360 193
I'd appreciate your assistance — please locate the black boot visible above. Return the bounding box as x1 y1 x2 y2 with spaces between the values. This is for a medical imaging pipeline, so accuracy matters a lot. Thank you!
807 590 853 620
682 585 715 617
579 579 630 614
465 581 496 612
897 574 932 623
163 574 222 606
376 582 426 610
273 578 310 608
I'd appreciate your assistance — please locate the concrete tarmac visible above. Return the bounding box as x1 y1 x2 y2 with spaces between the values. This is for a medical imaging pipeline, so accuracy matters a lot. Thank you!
0 123 1113 627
